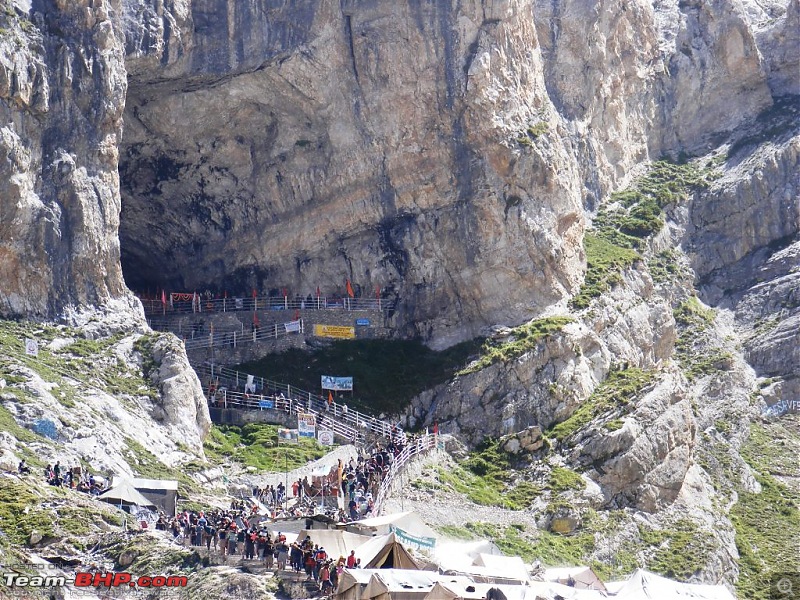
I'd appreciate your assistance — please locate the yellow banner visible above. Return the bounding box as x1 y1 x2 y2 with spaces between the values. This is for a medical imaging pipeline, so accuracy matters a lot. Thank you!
313 324 356 339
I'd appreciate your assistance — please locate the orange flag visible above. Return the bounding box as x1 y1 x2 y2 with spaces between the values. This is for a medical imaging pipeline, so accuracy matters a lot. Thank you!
328 391 333 403
346 279 355 298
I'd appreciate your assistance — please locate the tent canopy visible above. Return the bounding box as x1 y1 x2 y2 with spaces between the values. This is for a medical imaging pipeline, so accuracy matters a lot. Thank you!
473 553 530 583
292 529 368 560
434 539 502 572
424 581 545 600
98 480 157 509
352 511 440 542
362 570 442 600
355 532 422 570
335 568 374 600
614 570 736 600
544 566 606 591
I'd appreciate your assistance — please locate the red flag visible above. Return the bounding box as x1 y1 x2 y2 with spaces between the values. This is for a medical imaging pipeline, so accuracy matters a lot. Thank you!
252 288 257 299
224 290 228 299
283 288 288 298
375 285 380 299
161 290 166 305
328 391 333 403
316 286 321 298
253 313 260 326
346 279 355 298
294 309 300 320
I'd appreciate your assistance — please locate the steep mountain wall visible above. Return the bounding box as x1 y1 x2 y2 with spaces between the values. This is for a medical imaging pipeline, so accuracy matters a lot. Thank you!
115 0 784 347
0 0 139 323
0 0 792 346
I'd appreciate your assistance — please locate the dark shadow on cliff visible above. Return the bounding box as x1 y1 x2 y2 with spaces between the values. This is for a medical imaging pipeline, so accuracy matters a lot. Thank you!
237 337 483 418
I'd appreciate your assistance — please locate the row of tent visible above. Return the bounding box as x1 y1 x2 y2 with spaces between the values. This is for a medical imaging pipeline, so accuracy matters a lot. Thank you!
333 569 737 600
93 487 737 600
284 522 735 600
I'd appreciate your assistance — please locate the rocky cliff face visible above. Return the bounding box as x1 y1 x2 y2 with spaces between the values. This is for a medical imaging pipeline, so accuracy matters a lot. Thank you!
114 0 790 347
1 0 793 347
0 0 797 592
0 0 139 323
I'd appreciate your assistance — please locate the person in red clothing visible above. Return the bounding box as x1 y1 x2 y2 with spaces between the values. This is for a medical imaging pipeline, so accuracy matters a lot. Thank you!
346 550 356 568
319 561 333 593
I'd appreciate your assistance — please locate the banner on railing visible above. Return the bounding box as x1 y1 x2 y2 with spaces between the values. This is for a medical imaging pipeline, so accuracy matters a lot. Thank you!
317 430 334 446
259 398 275 409
321 375 353 391
313 324 355 339
277 428 299 443
297 413 316 438
284 319 301 333
389 525 436 550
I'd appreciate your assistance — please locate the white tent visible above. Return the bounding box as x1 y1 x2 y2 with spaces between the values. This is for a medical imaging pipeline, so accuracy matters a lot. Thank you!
98 480 157 511
350 511 440 547
434 539 502 572
335 568 374 600
544 566 607 591
292 529 369 561
122 477 179 516
361 571 474 600
473 553 530 583
425 581 545 600
613 570 736 600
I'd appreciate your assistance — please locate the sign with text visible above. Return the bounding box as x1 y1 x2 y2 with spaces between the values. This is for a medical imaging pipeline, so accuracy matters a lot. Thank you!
355 318 370 326
259 398 275 409
297 413 316 438
277 428 299 443
318 430 335 446
284 320 301 333
389 525 436 550
763 399 800 417
313 324 355 339
321 375 353 391
24 338 38 357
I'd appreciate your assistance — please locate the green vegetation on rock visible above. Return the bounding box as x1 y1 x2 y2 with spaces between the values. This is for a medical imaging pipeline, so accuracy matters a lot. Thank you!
203 423 329 471
549 368 656 442
673 297 732 381
570 234 640 310
597 160 714 244
732 422 800 600
434 439 540 510
648 249 685 285
457 316 573 375
547 467 585 493
639 519 714 580
571 160 715 310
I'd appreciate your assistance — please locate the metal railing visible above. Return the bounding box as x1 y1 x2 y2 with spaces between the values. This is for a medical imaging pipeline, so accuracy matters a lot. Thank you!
197 363 396 440
139 295 385 316
206 386 362 443
150 319 304 350
373 434 439 516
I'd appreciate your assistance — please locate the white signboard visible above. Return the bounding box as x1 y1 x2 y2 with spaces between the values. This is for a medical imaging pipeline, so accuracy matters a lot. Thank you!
317 430 334 446
297 413 316 438
24 338 38 357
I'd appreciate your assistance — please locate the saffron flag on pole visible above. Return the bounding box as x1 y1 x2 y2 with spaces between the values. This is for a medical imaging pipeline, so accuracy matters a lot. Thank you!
346 279 355 298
